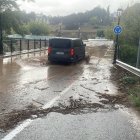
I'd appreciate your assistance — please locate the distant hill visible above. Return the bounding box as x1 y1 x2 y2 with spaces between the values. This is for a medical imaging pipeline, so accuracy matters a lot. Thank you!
47 6 112 30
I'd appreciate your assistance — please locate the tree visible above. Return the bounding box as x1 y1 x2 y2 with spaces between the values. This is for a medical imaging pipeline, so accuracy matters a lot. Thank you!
118 3 140 66
0 0 18 11
0 0 34 54
121 3 140 46
90 17 98 26
96 30 105 37
48 6 111 30
15 24 29 36
0 0 18 54
28 21 50 35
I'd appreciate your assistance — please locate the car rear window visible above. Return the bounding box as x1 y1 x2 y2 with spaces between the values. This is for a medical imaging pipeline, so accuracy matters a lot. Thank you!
73 40 83 47
49 39 71 48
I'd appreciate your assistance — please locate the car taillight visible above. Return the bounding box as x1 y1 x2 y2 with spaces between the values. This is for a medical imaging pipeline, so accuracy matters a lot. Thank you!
48 47 52 54
70 48 74 56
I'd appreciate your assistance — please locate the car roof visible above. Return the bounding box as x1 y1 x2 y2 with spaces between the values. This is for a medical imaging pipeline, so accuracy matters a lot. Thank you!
49 37 81 41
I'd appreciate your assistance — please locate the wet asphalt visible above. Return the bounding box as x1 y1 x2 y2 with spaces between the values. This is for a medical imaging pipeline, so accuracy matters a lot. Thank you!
13 111 140 140
0 41 140 140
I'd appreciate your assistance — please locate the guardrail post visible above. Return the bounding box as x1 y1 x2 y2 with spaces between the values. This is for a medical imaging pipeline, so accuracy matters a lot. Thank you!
34 39 36 51
27 40 29 52
10 39 13 56
20 39 22 54
44 39 46 54
45 39 47 47
40 39 41 51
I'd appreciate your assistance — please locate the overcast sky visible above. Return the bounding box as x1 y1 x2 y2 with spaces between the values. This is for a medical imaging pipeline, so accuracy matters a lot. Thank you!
18 0 139 16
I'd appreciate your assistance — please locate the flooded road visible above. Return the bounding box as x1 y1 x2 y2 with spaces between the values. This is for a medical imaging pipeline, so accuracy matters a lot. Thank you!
0 53 82 113
0 40 140 140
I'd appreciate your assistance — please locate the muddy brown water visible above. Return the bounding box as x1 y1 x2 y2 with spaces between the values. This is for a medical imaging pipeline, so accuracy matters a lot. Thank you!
0 43 132 132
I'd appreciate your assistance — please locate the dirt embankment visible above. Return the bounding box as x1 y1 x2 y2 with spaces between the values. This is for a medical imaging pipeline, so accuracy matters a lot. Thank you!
110 65 140 108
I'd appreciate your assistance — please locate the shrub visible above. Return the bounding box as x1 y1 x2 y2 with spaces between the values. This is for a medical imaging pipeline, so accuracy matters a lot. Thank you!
120 45 137 66
129 87 140 107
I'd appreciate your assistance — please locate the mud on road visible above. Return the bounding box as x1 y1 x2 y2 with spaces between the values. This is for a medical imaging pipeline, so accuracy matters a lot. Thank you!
0 92 129 132
0 43 132 132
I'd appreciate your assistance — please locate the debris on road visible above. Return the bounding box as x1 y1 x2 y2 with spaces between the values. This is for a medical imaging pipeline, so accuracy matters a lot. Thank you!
0 92 129 132
98 93 129 106
34 86 49 91
54 91 62 93
0 129 5 133
80 84 96 92
32 100 44 106
31 115 38 119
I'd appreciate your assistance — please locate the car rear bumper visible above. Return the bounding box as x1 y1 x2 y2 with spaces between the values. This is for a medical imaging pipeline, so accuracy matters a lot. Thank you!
48 55 76 62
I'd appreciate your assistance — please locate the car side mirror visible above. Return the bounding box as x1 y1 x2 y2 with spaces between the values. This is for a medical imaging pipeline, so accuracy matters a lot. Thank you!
83 44 86 47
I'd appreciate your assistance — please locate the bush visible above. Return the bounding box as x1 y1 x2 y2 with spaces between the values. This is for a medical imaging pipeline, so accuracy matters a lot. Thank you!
28 21 50 35
129 87 140 107
130 95 140 107
121 76 138 85
96 30 105 37
120 45 137 66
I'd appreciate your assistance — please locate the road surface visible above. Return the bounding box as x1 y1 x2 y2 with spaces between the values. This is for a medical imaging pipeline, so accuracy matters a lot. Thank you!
0 40 140 140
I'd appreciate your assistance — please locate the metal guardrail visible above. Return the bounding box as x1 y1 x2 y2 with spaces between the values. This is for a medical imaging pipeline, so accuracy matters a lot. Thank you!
0 39 49 58
0 48 48 58
116 60 140 77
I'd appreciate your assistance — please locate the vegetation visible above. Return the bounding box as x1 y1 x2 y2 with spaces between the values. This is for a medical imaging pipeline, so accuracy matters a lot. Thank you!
105 3 140 66
1 1 140 66
119 4 140 66
28 21 50 35
0 0 49 36
48 6 111 30
120 45 137 66
118 74 140 107
129 86 140 107
1 2 113 36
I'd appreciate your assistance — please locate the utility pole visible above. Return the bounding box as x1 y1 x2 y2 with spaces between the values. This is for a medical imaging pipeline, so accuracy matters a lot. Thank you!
113 9 123 64
136 38 140 68
78 27 81 38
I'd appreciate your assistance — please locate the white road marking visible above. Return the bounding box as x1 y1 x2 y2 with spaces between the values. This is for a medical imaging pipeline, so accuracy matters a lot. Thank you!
1 82 75 140
1 120 33 140
42 82 74 109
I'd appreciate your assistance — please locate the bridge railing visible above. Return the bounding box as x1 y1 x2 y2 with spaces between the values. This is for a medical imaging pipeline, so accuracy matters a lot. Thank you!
2 39 49 57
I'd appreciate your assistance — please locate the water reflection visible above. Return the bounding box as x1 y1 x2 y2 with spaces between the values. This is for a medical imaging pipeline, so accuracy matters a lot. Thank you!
0 58 21 91
0 52 47 91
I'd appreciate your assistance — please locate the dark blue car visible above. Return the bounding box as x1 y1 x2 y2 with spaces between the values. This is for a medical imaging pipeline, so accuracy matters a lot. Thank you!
48 37 86 63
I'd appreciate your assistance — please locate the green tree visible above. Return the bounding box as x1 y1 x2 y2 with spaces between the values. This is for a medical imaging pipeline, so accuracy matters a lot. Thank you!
96 29 105 37
16 24 29 36
121 3 140 46
120 45 137 66
90 17 98 26
108 3 140 66
0 0 18 11
28 21 50 35
0 0 18 53
0 0 34 54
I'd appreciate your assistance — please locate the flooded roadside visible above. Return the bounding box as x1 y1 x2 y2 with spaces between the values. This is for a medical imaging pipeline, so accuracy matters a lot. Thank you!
0 42 140 140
